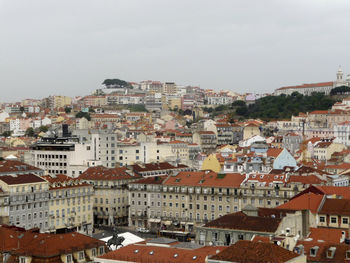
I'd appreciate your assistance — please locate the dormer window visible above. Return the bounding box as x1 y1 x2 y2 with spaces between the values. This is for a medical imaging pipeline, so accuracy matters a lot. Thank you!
294 245 304 255
327 247 336 259
346 250 350 260
330 217 337 224
66 254 73 263
310 246 319 257
99 246 105 255
19 257 26 263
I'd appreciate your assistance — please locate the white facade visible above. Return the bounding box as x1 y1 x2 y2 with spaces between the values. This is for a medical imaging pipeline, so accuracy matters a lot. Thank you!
334 122 350 146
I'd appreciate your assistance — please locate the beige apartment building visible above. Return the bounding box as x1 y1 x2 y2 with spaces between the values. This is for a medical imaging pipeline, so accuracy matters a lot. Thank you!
49 95 72 109
79 166 141 226
128 171 326 234
42 174 94 235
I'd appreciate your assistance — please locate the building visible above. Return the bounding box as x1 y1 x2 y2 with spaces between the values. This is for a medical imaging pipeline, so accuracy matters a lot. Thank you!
242 123 261 140
334 121 350 146
79 166 141 226
195 206 306 247
208 240 306 263
193 131 217 154
283 132 302 155
0 173 50 231
128 171 246 234
96 237 224 263
49 95 72 109
274 81 334 96
0 225 107 263
0 160 44 176
31 135 101 177
42 174 94 235
128 162 192 177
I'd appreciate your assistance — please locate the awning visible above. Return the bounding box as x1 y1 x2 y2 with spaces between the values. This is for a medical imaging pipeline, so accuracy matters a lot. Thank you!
163 220 172 226
186 222 194 225
180 222 187 225
149 218 161 223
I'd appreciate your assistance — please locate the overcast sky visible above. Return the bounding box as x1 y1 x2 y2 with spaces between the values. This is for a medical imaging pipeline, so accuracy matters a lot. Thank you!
1 0 350 102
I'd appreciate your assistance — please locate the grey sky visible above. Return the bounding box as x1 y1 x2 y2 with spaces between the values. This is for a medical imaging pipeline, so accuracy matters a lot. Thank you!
1 0 350 102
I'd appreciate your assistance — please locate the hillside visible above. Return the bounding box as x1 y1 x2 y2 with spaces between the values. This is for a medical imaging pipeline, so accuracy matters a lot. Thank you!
208 92 337 121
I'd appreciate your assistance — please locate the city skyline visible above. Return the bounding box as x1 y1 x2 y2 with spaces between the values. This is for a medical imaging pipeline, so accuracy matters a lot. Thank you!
1 0 350 101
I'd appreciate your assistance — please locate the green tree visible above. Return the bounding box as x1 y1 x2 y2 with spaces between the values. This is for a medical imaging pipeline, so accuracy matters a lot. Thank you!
330 85 350 95
25 127 35 137
127 104 148 112
232 100 246 107
39 126 49 133
20 106 25 113
1 131 11 137
64 107 72 113
76 111 91 121
236 106 248 116
102 78 132 89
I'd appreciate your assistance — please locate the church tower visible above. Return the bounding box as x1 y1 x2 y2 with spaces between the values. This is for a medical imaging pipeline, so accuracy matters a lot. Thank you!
336 66 344 87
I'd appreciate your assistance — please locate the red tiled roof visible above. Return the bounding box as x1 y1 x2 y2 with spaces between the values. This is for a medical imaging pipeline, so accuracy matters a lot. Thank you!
163 171 245 188
316 186 350 200
309 110 329 115
308 228 347 244
0 173 45 185
277 81 333 91
131 162 188 173
203 211 281 233
131 176 168 185
99 243 223 263
210 240 300 263
0 160 41 174
319 198 350 216
42 174 90 190
78 166 138 181
266 148 283 158
0 225 105 257
287 175 326 185
276 192 324 213
296 240 350 262
246 173 286 184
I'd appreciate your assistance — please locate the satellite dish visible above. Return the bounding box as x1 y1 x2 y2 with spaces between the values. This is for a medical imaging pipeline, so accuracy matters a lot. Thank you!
277 241 281 245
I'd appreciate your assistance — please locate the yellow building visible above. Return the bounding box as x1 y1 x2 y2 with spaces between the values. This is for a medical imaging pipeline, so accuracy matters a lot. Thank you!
243 123 261 140
50 95 72 109
168 97 182 110
201 154 221 173
43 174 94 235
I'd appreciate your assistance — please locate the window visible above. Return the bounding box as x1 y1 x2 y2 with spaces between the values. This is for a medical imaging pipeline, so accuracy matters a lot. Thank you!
319 216 325 223
310 247 318 257
66 255 73 263
78 251 85 260
91 248 97 257
19 257 26 263
343 217 349 224
330 217 337 224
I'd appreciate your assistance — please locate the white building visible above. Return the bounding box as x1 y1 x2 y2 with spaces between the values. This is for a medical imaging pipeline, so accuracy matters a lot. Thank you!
334 121 350 146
